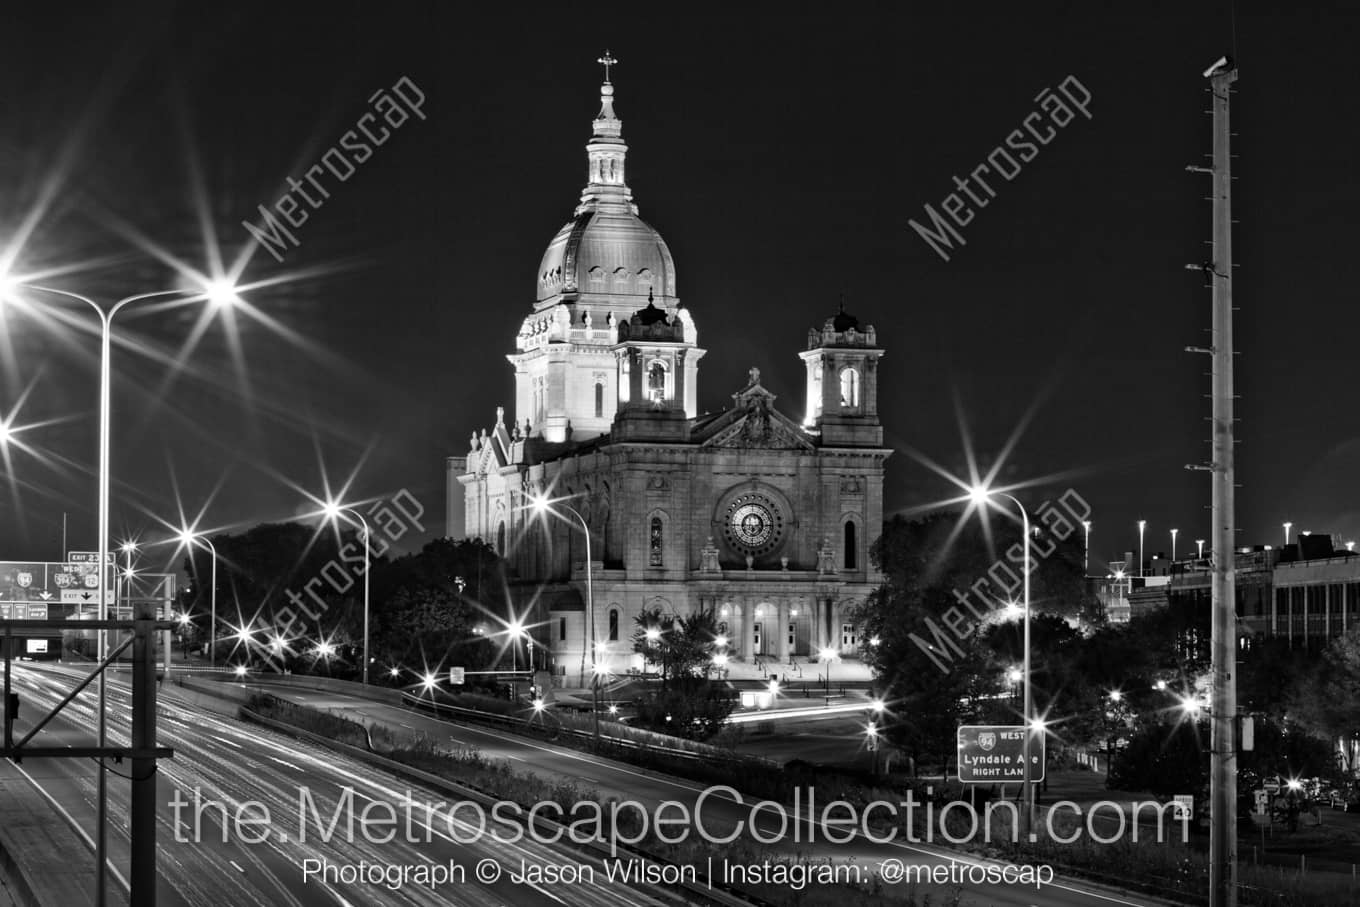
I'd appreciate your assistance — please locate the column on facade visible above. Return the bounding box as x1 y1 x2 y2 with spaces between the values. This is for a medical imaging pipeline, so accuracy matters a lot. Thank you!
742 598 754 659
828 597 839 652
783 598 794 663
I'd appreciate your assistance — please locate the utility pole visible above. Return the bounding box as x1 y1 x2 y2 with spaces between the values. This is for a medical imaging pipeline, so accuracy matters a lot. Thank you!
1191 55 1240 907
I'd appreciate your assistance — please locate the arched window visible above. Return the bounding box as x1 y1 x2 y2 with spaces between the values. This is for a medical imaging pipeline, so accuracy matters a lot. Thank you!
844 520 858 570
594 382 604 418
648 361 667 402
619 357 631 403
649 516 664 566
496 523 506 556
608 608 619 641
839 367 860 408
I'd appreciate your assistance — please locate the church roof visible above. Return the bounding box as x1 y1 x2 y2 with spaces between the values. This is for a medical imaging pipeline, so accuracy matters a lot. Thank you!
534 70 677 306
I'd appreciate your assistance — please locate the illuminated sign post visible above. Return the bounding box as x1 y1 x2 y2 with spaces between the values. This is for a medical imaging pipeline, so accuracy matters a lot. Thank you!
956 724 1045 784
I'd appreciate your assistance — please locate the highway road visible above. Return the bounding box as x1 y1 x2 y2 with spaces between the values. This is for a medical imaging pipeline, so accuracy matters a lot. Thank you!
2 663 675 907
246 681 1175 907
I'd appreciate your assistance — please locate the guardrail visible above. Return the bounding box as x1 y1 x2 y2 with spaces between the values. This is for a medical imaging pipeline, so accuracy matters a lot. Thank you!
401 692 778 768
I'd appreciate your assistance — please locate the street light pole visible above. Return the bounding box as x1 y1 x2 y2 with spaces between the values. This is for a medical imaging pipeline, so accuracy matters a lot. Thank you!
1082 520 1091 576
970 486 1035 836
1137 519 1146 577
324 503 372 685
17 282 234 907
178 532 218 667
1171 528 1179 564
530 495 598 743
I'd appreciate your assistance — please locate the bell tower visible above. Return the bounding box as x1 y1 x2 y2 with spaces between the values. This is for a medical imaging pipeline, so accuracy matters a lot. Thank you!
799 304 883 447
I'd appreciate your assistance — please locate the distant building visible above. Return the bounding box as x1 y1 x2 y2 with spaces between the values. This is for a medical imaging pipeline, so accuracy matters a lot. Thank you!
1165 534 1360 648
1090 552 1170 623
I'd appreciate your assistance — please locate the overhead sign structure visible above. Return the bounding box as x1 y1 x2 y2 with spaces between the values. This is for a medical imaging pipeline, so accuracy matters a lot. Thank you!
0 560 113 612
956 725 1046 783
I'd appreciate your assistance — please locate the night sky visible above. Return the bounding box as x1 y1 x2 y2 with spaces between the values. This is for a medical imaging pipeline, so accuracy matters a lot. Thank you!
1 2 1357 571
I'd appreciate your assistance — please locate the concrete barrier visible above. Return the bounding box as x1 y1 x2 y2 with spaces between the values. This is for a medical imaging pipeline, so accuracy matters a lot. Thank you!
242 674 405 704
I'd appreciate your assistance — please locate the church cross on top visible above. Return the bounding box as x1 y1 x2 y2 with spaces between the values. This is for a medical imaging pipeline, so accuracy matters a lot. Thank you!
598 50 618 82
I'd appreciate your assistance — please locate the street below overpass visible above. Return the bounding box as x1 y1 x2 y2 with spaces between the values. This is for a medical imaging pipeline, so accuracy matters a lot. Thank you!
244 679 1176 907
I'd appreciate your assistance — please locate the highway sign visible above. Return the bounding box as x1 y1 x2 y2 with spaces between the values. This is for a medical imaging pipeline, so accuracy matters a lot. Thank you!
60 589 114 604
67 552 114 565
449 667 466 685
956 725 1046 783
0 561 114 615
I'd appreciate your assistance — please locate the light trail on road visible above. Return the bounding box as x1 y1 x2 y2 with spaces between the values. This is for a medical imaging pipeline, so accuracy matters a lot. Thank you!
4 664 668 907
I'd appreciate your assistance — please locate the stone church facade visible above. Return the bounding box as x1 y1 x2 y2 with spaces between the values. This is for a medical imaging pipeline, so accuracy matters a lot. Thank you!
447 70 890 683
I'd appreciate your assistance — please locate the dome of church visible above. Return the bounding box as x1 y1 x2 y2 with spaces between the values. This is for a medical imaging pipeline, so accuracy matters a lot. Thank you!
534 71 677 305
536 209 676 303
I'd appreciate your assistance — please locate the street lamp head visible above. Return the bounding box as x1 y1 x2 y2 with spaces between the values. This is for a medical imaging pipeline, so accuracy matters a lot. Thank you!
967 484 990 506
531 697 545 712
870 697 886 713
315 641 336 658
389 667 400 678
712 653 728 667
529 493 550 516
714 634 728 648
1137 520 1146 531
233 665 247 678
818 646 837 663
1108 689 1123 702
1007 667 1023 684
203 278 240 308
177 612 193 627
420 671 437 690
120 540 138 554
644 627 661 642
508 618 526 637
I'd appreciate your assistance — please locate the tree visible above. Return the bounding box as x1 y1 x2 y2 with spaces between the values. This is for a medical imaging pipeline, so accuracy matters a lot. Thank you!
181 521 375 670
369 538 504 678
631 607 719 688
1108 716 1208 796
629 606 733 739
634 677 736 741
851 510 1088 768
1286 626 1360 773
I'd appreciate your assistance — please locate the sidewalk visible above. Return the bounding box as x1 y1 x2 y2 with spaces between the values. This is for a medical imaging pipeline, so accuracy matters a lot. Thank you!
0 770 114 907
